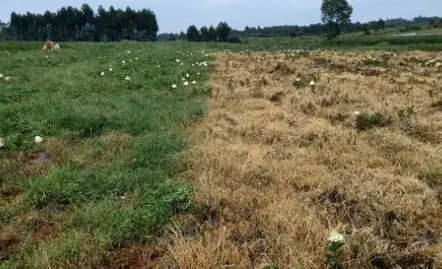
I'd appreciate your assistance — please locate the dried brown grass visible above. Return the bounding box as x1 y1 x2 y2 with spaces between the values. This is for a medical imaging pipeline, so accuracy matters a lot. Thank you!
161 51 442 269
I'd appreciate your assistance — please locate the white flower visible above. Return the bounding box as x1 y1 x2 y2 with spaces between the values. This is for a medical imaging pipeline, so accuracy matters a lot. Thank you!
180 63 184 66
125 76 131 81
192 64 195 67
176 59 180 63
109 68 113 71
183 81 189 86
135 57 139 60
129 59 133 62
126 50 131 54
436 62 442 67
34 136 44 144
309 80 316 86
4 77 10 81
353 111 361 116
0 138 5 148
296 78 301 82
197 73 201 76
192 81 197 85
100 72 105 76
186 74 190 78
0 74 3 78
182 77 186 81
157 65 161 68
122 60 126 64
328 230 345 243
172 84 177 89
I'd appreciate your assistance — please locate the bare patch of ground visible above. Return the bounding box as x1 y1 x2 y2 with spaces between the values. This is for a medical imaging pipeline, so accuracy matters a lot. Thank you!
163 51 442 268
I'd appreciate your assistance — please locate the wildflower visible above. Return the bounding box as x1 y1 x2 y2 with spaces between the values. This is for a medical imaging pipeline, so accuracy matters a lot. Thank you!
296 78 301 82
0 73 3 78
135 57 139 60
436 62 442 68
172 84 177 89
126 50 131 54
0 137 5 148
183 81 189 86
186 74 190 78
100 72 105 76
192 81 197 85
129 59 133 62
125 76 131 81
109 67 113 71
180 63 184 66
122 60 126 64
182 77 186 81
309 80 316 86
353 111 361 116
192 64 195 67
4 77 10 81
157 65 161 68
176 59 180 63
328 230 345 243
34 136 44 144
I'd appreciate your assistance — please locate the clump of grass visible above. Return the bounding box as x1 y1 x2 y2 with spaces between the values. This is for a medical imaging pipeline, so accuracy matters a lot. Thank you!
355 112 391 130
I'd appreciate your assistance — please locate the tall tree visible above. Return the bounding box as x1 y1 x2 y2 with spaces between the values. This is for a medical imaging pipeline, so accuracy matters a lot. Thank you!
216 22 230 42
321 0 353 38
186 25 200 42
200 26 209 42
208 26 217 41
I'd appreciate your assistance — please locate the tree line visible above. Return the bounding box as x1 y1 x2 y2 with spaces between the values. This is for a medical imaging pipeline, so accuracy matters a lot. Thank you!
1 4 158 42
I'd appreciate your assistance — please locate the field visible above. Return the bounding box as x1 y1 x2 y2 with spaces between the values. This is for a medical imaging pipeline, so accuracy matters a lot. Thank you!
1 41 442 269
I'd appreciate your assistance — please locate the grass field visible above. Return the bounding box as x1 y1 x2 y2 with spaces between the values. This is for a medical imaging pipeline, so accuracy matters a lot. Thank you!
0 41 212 268
1 39 442 269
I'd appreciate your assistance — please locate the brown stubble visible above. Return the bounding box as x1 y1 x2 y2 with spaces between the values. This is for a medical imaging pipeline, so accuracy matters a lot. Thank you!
162 51 442 269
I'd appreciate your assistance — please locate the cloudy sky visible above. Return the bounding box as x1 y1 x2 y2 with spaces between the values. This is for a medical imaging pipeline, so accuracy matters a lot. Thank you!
0 0 440 33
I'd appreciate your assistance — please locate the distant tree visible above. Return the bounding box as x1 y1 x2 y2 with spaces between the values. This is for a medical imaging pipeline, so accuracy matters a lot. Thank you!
321 0 353 38
200 26 209 42
208 26 217 41
376 19 385 31
216 22 230 42
186 25 200 41
5 4 158 42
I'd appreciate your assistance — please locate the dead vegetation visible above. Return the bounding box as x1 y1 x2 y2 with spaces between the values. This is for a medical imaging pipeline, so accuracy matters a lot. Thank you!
163 51 442 268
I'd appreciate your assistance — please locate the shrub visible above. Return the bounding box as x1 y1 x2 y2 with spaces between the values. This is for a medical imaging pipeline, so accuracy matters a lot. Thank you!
227 36 242 44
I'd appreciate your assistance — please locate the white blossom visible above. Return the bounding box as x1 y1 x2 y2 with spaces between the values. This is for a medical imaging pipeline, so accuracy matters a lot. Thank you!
328 230 345 243
0 138 5 148
172 84 177 89
192 81 197 85
125 76 131 81
309 80 316 86
100 72 105 76
353 111 361 116
183 81 189 86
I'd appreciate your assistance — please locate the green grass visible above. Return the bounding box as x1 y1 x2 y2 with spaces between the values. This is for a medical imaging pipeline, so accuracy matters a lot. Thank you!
0 41 212 268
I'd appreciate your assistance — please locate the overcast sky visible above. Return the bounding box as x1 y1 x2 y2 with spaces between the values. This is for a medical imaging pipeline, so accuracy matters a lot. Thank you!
0 0 440 33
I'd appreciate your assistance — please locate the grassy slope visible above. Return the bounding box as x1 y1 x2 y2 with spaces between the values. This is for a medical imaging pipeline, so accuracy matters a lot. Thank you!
0 41 211 268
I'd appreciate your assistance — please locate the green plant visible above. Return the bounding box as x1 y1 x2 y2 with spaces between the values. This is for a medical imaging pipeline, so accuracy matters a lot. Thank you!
325 230 346 269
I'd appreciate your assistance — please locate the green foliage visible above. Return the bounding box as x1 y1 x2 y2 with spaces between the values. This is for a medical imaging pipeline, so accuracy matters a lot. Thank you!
321 0 353 38
5 5 158 41
326 241 345 269
216 22 231 42
187 25 201 42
